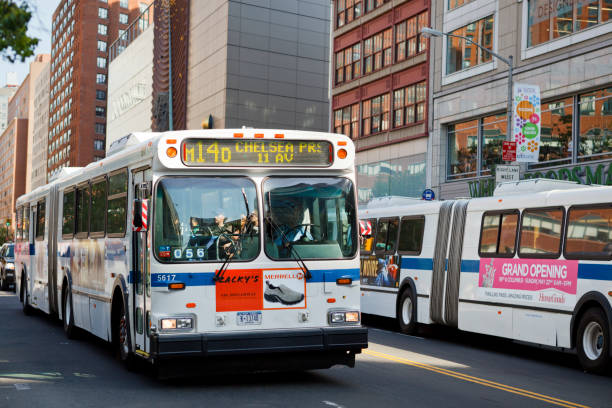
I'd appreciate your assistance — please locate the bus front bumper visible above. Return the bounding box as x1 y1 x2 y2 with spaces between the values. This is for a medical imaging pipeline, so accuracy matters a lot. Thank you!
150 326 368 360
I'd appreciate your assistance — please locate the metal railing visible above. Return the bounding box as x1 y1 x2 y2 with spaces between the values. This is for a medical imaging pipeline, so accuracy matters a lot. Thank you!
109 2 155 62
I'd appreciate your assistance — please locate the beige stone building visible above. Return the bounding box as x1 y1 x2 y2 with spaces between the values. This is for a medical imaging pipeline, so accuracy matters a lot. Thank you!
26 54 51 192
429 0 612 199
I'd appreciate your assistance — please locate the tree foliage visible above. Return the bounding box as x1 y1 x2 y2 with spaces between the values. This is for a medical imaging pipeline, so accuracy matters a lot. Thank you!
0 0 39 63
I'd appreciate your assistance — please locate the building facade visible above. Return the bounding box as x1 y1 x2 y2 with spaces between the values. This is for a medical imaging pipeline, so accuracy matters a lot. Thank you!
430 0 612 199
30 56 51 191
48 0 153 179
106 0 331 149
0 74 31 233
331 0 430 203
0 84 17 134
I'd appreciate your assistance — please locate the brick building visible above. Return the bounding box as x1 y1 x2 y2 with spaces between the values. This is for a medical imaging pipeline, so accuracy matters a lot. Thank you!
48 0 152 179
331 0 431 203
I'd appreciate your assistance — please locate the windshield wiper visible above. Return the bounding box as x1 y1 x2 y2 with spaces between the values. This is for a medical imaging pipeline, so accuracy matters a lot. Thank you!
213 189 255 282
265 192 312 280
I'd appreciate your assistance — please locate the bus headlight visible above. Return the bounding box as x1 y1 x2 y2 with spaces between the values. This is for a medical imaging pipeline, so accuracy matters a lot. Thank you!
5 262 14 270
328 310 360 325
160 317 193 330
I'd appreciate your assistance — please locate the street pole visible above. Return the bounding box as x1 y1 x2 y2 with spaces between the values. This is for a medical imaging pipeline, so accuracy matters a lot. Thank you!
506 55 513 145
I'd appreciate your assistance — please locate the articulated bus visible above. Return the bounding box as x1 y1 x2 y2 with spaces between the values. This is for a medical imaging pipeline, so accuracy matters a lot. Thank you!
359 179 612 373
15 129 366 374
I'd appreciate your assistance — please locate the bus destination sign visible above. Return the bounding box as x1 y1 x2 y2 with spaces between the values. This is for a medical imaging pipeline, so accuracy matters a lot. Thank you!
181 139 333 167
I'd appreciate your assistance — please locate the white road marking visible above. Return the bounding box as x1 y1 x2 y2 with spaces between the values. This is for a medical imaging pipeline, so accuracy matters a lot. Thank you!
14 383 30 390
73 373 96 378
322 401 345 408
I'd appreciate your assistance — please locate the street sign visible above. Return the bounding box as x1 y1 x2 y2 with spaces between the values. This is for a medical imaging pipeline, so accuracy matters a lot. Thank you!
422 189 435 201
495 164 520 184
502 141 516 162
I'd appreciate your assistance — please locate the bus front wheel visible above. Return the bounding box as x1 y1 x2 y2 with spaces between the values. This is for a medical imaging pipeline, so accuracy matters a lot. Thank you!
576 307 610 374
397 288 417 334
115 299 136 370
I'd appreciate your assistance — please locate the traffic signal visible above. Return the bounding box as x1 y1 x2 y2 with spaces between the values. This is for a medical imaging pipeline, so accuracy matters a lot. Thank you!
5 219 9 228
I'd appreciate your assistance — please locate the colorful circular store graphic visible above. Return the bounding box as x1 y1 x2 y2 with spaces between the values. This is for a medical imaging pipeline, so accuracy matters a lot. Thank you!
513 84 541 161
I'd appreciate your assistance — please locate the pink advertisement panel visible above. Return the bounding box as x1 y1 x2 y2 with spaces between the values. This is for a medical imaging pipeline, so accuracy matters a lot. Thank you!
479 258 578 295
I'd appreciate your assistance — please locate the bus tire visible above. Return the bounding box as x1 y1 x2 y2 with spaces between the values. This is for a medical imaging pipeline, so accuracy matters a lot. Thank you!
115 299 136 371
576 307 610 374
21 274 32 315
397 288 417 334
62 286 76 339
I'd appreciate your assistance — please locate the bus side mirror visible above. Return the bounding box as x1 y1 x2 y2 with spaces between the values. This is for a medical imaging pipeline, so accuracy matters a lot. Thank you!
132 199 148 232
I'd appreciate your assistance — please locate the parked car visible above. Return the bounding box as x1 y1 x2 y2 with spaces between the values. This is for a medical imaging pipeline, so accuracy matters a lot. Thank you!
0 243 15 292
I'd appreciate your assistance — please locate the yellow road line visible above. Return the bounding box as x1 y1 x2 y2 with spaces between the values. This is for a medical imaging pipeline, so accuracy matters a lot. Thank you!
364 349 589 408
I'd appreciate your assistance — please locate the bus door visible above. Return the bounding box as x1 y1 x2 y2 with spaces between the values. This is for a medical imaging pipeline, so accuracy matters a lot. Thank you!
131 168 152 356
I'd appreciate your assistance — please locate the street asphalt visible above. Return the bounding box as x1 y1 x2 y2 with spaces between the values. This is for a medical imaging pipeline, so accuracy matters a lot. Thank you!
0 290 610 408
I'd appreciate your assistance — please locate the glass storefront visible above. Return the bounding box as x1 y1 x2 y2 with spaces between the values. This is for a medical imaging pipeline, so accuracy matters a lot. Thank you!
357 156 426 204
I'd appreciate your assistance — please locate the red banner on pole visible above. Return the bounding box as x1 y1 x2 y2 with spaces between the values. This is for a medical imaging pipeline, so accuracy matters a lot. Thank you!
502 141 517 162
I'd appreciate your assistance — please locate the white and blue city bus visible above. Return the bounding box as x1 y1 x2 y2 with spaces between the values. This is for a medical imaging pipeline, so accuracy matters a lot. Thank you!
359 180 612 373
15 129 366 374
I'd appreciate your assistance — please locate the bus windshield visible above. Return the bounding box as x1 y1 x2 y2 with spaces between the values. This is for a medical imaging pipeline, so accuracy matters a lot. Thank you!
263 177 357 260
154 177 259 262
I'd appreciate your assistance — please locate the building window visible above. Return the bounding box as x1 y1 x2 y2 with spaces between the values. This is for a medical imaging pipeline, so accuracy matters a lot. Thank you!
96 73 106 84
98 7 108 19
94 139 105 150
393 81 426 128
448 0 474 10
335 43 361 85
96 106 106 117
119 13 128 24
97 57 107 68
446 15 494 75
448 119 479 179
95 123 106 134
578 88 612 162
531 97 574 168
395 11 428 62
364 0 390 14
96 90 106 100
98 24 107 36
120 0 128 7
334 104 359 138
336 0 362 28
481 114 507 175
363 28 392 74
527 0 611 47
97 40 107 52
362 93 390 136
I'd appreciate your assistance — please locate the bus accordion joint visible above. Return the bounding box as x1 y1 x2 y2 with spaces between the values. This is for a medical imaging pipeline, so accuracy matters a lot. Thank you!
336 277 352 285
168 282 185 290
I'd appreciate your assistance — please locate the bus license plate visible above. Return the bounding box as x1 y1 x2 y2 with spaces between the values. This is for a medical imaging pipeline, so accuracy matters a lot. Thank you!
236 311 262 325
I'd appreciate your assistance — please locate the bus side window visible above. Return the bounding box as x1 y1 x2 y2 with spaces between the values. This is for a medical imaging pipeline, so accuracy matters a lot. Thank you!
15 206 22 241
107 169 128 237
24 206 29 242
375 218 399 253
76 185 90 238
398 216 425 255
518 207 564 258
90 178 107 237
564 204 612 260
36 200 46 240
62 189 76 238
479 211 518 257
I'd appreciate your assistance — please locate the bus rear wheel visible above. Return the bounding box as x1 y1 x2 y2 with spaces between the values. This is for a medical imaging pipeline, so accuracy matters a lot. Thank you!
397 289 417 334
62 287 76 339
576 307 610 374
